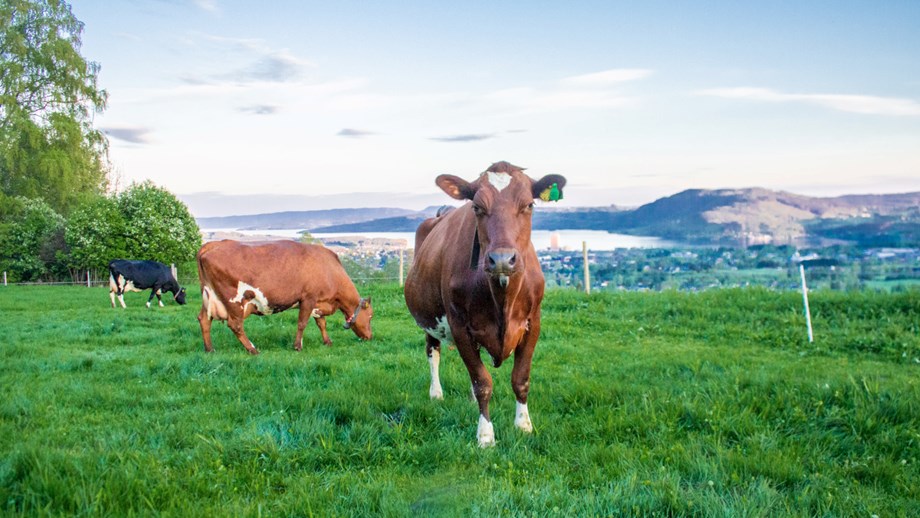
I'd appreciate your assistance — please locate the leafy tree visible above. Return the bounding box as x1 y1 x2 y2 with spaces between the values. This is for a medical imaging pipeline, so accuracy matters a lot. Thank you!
117 181 201 264
1 0 109 214
0 194 64 281
299 230 319 244
64 194 126 272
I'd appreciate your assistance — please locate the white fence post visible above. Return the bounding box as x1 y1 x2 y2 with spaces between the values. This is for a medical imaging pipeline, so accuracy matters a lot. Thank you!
799 264 814 343
86 270 91 288
171 264 177 281
583 241 590 294
2 271 6 286
398 248 405 287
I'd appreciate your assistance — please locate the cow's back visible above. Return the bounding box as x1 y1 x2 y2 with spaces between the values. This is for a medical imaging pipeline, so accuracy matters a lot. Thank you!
405 207 472 327
198 240 346 305
109 259 169 287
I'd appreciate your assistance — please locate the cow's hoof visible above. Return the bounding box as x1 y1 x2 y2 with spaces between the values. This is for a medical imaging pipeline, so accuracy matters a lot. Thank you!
514 402 533 433
429 384 444 400
247 348 260 355
477 415 495 448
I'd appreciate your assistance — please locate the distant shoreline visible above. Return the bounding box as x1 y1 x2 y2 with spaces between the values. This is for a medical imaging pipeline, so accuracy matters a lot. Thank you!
201 229 678 251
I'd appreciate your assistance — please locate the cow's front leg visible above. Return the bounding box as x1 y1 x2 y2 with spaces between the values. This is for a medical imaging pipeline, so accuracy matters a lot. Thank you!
426 334 443 400
313 314 332 346
455 337 495 447
227 315 259 355
511 328 539 434
198 306 215 353
146 290 156 309
117 290 127 308
294 301 318 350
156 290 164 307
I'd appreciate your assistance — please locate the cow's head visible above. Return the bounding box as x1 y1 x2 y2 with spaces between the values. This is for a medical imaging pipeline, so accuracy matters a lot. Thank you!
436 161 566 288
343 296 373 340
174 287 187 305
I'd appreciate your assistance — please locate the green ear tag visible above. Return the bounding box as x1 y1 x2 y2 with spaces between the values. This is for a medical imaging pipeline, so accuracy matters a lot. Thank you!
540 182 562 202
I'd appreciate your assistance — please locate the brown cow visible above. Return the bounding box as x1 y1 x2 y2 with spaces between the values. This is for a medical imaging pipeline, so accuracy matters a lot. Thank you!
196 240 372 354
404 161 566 447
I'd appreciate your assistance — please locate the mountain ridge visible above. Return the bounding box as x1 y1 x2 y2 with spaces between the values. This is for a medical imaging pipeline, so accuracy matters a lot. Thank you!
196 188 920 247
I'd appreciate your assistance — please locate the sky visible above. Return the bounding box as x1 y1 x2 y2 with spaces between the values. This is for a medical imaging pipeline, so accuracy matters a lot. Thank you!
73 1 920 217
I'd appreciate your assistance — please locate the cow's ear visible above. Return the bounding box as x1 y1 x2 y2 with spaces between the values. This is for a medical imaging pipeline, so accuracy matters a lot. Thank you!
436 175 475 200
532 174 567 201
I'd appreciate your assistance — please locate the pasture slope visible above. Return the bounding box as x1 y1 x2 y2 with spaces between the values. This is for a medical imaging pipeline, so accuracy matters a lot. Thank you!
0 283 918 516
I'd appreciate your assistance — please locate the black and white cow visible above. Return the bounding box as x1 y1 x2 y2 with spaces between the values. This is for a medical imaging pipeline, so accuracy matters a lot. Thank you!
108 259 187 308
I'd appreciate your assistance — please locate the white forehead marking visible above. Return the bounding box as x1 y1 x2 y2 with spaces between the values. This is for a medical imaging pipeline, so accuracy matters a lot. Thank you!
486 172 512 192
423 315 452 343
230 281 273 314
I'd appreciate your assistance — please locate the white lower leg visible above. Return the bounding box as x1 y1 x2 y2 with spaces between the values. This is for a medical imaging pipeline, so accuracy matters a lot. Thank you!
477 414 495 447
428 349 443 399
109 292 116 307
119 294 126 308
515 401 533 433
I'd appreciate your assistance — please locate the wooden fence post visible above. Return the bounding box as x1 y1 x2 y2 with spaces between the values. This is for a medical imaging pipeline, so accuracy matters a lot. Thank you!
799 264 814 343
583 241 590 295
2 271 6 286
399 248 405 287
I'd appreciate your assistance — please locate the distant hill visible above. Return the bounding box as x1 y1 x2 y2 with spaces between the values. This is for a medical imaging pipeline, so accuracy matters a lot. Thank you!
196 208 417 230
608 188 920 245
197 189 920 247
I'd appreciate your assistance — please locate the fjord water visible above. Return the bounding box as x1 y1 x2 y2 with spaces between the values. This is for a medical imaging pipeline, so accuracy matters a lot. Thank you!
203 229 677 250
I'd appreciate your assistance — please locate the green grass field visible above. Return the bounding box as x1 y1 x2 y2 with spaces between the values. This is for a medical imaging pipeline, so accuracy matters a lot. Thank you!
1 284 918 516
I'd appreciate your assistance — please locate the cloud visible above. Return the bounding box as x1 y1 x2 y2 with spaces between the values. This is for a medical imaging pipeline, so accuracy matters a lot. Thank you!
473 69 651 115
237 50 311 82
180 35 314 86
429 134 496 143
102 127 152 144
238 104 279 115
698 87 920 116
191 0 219 12
482 87 636 112
560 69 653 87
337 128 376 138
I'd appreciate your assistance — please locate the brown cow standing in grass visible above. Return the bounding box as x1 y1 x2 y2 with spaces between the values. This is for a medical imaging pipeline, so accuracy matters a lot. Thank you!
196 240 372 354
404 161 566 447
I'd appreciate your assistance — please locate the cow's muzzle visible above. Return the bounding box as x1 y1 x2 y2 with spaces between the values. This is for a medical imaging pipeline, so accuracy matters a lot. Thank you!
486 248 517 288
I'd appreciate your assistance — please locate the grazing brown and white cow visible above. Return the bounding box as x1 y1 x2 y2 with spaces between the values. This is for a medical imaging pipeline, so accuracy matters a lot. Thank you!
404 161 566 447
196 240 373 354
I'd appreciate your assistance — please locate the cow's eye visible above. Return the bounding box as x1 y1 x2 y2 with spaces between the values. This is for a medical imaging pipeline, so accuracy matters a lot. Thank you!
522 202 534 214
473 204 486 217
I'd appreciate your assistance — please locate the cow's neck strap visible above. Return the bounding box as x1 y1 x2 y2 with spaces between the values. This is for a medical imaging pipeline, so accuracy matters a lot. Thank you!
470 226 481 270
344 298 366 329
